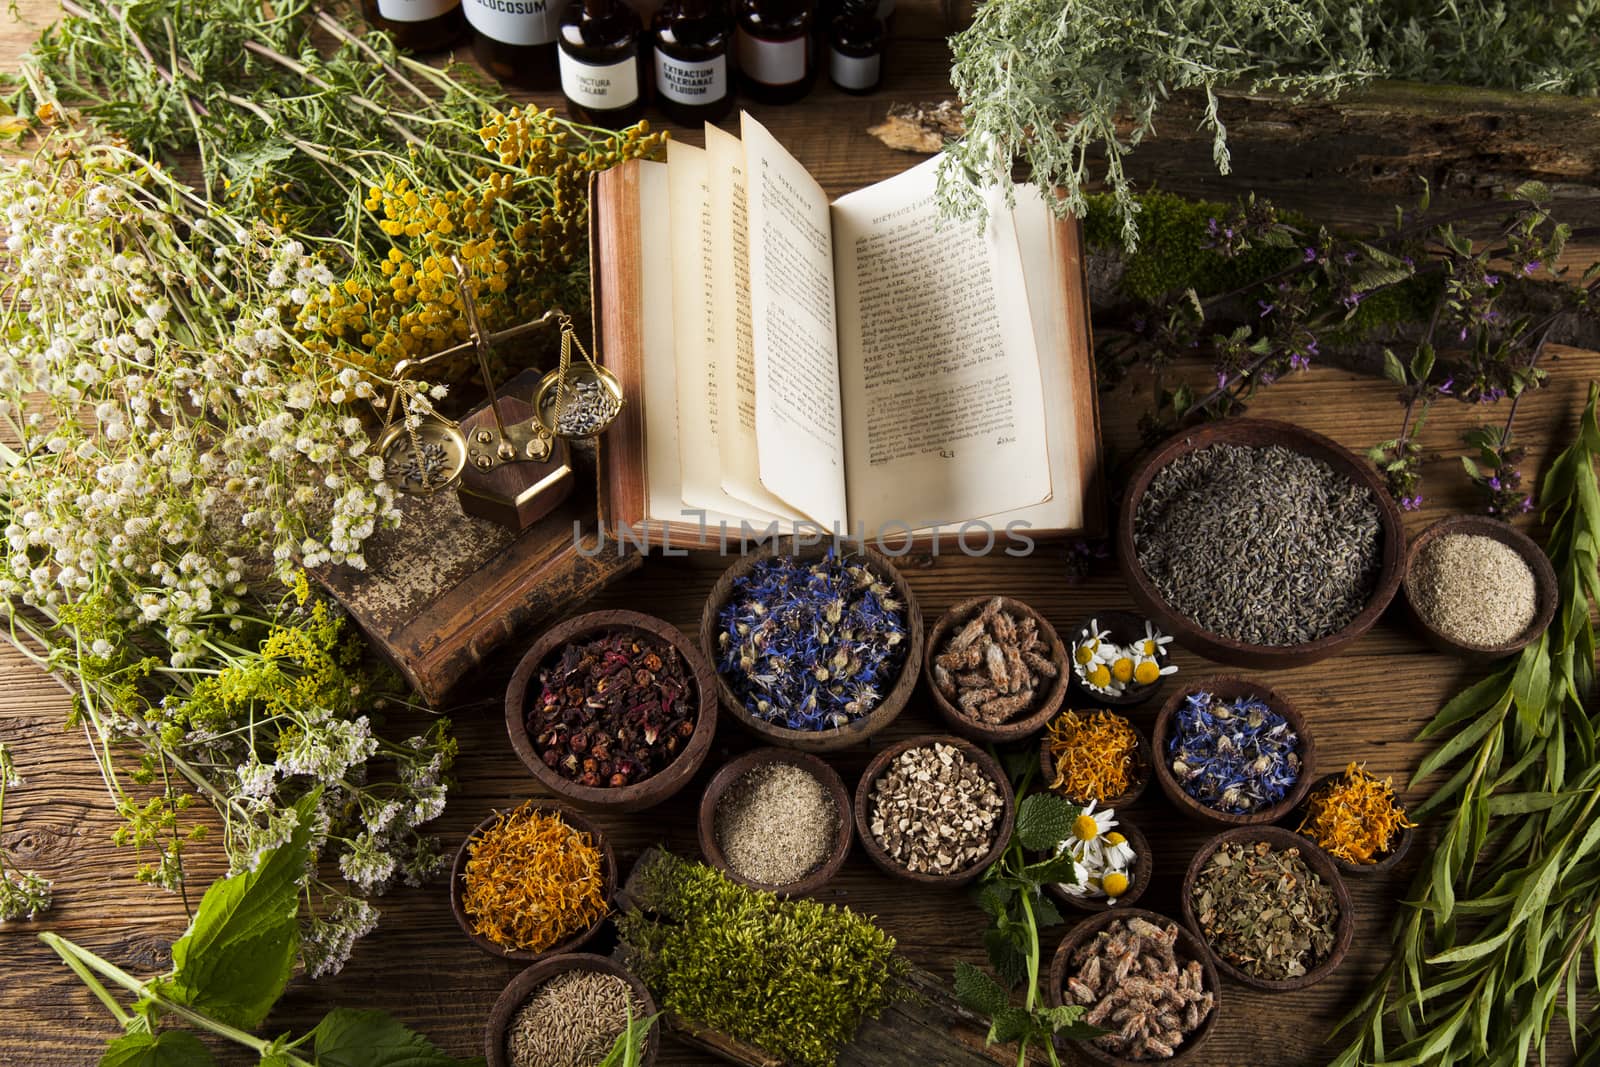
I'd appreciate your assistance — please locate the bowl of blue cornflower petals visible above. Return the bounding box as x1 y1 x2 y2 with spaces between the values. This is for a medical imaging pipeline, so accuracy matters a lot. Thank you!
1151 677 1316 827
700 537 922 753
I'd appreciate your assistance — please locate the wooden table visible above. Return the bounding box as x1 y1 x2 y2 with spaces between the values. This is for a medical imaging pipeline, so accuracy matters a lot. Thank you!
1 2 1597 1064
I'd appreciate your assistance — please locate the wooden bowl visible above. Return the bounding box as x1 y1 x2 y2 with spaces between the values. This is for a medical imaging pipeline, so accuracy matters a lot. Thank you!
697 747 853 896
853 733 1015 887
1046 907 1220 1065
924 595 1068 743
699 537 923 753
485 952 658 1067
1117 418 1405 669
1043 818 1153 913
1292 772 1415 876
506 609 717 813
1037 709 1152 809
1065 610 1173 708
1151 677 1316 827
450 801 617 962
1402 514 1557 659
1180 825 1355 993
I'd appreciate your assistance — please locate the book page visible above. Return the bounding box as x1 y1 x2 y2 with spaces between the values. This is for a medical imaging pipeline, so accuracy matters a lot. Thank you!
741 112 849 528
831 154 1052 532
705 123 799 523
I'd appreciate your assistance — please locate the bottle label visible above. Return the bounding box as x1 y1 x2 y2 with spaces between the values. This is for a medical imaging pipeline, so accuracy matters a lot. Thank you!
559 52 641 110
736 31 806 87
463 0 557 44
829 48 879 90
655 52 729 105
377 0 459 20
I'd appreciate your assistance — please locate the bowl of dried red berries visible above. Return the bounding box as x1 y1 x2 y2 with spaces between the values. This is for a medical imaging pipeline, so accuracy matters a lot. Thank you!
506 610 718 813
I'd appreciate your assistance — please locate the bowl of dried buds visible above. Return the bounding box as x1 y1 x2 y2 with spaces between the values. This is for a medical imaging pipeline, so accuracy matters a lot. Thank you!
853 733 1014 887
1180 826 1354 993
507 609 718 813
924 595 1068 743
697 747 854 896
700 537 922 753
451 800 617 962
1151 676 1315 827
1048 908 1219 1064
486 952 658 1067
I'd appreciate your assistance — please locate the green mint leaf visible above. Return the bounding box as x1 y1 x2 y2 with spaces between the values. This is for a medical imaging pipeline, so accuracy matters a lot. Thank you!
1020 854 1080 888
155 790 320 1031
954 961 1009 1018
986 1005 1035 1045
99 1032 215 1067
1015 793 1078 852
313 1008 485 1067
1382 348 1408 386
983 927 1029 988
1033 892 1064 930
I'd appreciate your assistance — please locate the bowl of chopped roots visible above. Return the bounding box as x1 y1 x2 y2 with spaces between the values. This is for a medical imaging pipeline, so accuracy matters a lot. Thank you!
487 952 658 1067
924 595 1069 743
451 800 616 961
1118 419 1405 670
1402 514 1557 659
1048 908 1220 1064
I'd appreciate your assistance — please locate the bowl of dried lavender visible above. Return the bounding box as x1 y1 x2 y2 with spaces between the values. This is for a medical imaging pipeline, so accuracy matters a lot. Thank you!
451 800 617 962
924 595 1068 743
1402 514 1557 659
1048 909 1219 1064
697 747 854 897
486 952 657 1067
1118 419 1405 670
700 538 922 753
1294 764 1416 875
1152 677 1315 827
854 734 1014 887
1180 826 1355 993
506 610 718 812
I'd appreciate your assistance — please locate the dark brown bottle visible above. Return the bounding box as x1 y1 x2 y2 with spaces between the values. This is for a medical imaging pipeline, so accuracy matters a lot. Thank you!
464 0 561 88
826 0 882 95
361 0 469 52
735 0 814 105
652 0 734 126
558 0 649 128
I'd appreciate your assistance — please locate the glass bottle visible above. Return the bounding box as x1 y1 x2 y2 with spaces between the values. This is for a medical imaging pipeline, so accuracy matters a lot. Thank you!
464 0 561 88
558 0 649 128
735 0 814 105
361 0 469 52
826 0 882 95
651 0 734 126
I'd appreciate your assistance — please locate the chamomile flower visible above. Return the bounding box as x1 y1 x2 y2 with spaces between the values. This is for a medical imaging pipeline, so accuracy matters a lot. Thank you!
1054 804 1139 902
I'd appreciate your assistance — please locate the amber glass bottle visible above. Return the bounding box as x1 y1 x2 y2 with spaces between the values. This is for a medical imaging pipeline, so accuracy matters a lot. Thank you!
464 0 561 88
827 0 883 95
735 0 814 105
651 0 734 126
558 0 649 128
361 0 468 52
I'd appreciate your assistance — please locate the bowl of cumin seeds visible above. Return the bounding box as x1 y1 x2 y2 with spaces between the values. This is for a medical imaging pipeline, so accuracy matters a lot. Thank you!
1118 419 1405 670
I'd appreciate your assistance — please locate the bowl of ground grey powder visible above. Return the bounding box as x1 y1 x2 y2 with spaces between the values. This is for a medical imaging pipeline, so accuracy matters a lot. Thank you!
1120 420 1405 670
486 952 657 1067
1403 516 1556 658
698 748 853 896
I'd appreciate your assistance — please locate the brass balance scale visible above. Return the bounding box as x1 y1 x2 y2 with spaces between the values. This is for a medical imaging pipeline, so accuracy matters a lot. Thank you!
374 258 623 497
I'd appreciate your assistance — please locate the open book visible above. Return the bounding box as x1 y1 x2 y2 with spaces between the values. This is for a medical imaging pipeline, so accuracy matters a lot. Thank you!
591 112 1102 548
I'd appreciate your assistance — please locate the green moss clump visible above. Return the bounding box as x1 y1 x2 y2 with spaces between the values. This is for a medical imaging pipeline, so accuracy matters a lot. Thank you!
1083 191 1303 302
617 851 906 1067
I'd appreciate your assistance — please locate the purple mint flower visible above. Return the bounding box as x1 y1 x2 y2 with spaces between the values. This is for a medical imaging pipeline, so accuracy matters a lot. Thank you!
1488 476 1502 490
1258 300 1275 317
1485 274 1499 287
1306 339 1320 356
1207 217 1219 235
1289 352 1310 371
1519 496 1534 513
1401 255 1415 268
1438 377 1454 394
1217 370 1229 389
1401 494 1423 511
1342 291 1366 310
1460 326 1470 341
1523 260 1542 275
1304 247 1318 262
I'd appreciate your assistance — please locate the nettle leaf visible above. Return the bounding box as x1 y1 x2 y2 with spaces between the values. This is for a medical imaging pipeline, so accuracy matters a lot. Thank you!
1021 854 1080 890
99 1032 215 1067
983 926 1029 988
1033 893 1064 930
954 961 1009 1018
155 790 320 1031
1015 793 1078 852
313 1009 485 1067
973 881 1015 921
986 1006 1035 1046
1043 1003 1101 1040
